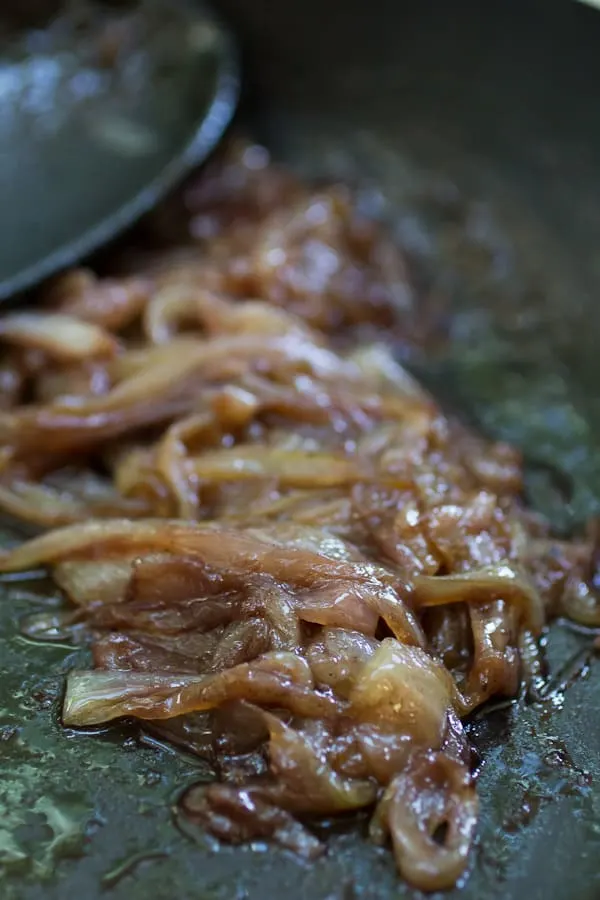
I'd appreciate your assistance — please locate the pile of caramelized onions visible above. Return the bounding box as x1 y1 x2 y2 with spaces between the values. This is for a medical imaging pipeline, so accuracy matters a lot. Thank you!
0 142 597 891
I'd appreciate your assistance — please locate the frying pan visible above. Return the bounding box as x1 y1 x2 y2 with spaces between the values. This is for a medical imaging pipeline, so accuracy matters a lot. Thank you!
2 0 600 898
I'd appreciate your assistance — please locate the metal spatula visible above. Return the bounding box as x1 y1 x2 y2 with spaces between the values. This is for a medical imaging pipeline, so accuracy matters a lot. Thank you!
0 0 239 302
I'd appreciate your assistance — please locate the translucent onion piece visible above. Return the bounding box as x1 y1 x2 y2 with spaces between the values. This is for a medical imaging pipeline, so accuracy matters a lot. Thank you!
560 574 600 627
126 553 226 606
180 783 324 859
0 476 150 527
370 750 478 891
307 628 378 698
63 334 361 415
91 631 219 674
348 639 463 744
20 608 86 644
0 313 118 360
144 285 231 344
192 447 365 488
1 335 362 455
91 593 238 635
245 579 302 652
210 618 272 671
0 519 402 590
413 565 545 635
294 582 379 635
423 605 472 676
49 270 149 331
349 343 430 399
247 524 369 565
63 653 340 725
357 582 425 647
464 599 519 710
262 712 377 813
32 361 111 405
155 413 210 519
54 559 135 607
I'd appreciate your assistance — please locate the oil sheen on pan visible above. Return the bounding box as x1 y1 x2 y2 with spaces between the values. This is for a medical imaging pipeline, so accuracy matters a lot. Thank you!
0 142 598 893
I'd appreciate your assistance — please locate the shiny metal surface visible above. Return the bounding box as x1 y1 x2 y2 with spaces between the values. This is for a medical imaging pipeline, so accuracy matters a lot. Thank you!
0 0 239 300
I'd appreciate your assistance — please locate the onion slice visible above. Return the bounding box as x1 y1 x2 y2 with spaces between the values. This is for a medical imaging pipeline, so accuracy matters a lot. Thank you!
414 565 544 635
0 313 118 360
370 750 478 891
63 653 340 725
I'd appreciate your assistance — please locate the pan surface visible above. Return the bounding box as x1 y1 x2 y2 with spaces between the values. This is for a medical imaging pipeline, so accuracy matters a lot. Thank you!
2 1 600 898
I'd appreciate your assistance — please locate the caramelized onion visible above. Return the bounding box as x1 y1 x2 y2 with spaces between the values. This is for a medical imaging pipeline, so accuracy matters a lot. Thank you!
0 313 118 360
414 565 544 635
560 574 600 626
464 599 520 710
63 653 340 725
0 475 150 527
307 628 378 697
54 558 135 607
0 519 401 591
371 751 478 891
348 639 463 742
0 140 595 891
263 712 377 813
181 783 324 859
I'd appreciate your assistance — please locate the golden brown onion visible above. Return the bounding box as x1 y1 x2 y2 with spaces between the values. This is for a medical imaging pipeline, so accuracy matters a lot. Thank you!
63 653 340 725
262 712 377 814
181 783 324 859
413 565 544 635
0 313 118 360
0 140 595 890
348 639 463 743
371 751 478 891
